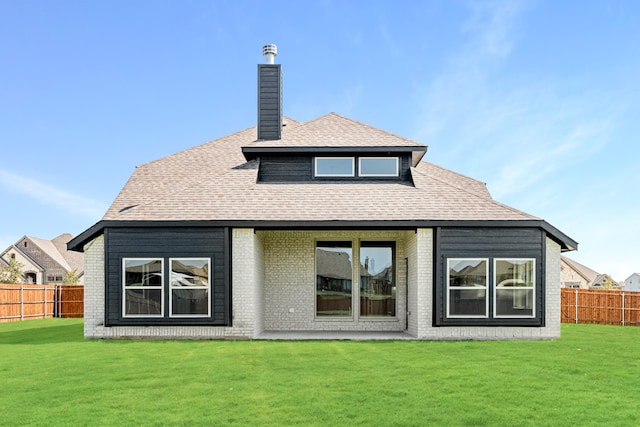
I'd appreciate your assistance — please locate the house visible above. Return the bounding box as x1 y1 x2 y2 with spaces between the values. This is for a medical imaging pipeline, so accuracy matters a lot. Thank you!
560 256 618 289
625 273 640 291
68 45 577 340
0 233 84 284
560 256 597 289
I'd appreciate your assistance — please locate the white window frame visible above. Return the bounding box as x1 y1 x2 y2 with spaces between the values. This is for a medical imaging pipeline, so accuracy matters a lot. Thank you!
493 258 536 319
122 258 164 318
314 157 355 177
169 257 211 318
358 157 399 177
446 258 489 318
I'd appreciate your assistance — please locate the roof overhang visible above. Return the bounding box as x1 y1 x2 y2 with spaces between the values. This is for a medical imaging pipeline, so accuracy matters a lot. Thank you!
241 145 428 166
68 219 577 253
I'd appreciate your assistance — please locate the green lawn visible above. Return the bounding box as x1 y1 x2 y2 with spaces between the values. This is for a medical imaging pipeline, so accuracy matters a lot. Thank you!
1 320 639 426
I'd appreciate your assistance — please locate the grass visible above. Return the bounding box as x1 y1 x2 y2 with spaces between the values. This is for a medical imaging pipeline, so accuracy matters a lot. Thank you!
1 320 639 426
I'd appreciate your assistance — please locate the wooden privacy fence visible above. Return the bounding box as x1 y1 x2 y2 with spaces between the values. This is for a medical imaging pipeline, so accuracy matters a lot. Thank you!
0 284 83 323
561 288 640 326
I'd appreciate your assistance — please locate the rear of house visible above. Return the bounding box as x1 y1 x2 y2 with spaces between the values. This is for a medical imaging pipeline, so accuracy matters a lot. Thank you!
70 45 576 340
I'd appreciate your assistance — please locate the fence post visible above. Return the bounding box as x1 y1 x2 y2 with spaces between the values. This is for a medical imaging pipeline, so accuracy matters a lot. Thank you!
55 285 60 318
622 292 625 327
575 288 579 324
43 285 47 318
20 284 24 320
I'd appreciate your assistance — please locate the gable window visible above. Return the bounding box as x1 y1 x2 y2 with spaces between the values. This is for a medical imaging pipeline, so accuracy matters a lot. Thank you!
358 157 399 177
316 242 353 317
123 258 163 317
447 259 488 317
314 157 354 177
170 258 211 317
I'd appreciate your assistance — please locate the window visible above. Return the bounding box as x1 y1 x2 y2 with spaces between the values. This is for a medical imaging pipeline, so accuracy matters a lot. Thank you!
358 157 399 177
170 258 211 317
316 242 353 317
314 156 400 178
123 258 163 317
360 243 395 317
494 259 535 318
445 257 536 320
314 157 354 177
447 259 488 317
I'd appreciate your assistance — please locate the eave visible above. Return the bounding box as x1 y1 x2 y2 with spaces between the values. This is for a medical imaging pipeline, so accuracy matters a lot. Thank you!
68 219 577 253
241 145 428 166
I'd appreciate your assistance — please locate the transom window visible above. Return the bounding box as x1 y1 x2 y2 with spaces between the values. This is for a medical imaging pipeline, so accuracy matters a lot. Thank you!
446 258 535 319
314 156 399 178
358 157 399 177
314 157 355 177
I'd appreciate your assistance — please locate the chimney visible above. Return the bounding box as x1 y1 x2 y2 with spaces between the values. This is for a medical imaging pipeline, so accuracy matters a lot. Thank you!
257 44 282 141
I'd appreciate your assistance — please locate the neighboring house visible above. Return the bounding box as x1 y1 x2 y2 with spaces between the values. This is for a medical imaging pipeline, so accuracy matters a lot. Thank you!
69 45 577 340
561 256 598 289
560 256 618 289
625 273 640 291
0 234 84 285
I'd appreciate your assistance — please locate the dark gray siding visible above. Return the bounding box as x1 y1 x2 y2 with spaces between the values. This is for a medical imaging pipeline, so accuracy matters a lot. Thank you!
105 227 230 326
258 153 413 183
434 227 545 327
259 155 312 182
257 64 282 141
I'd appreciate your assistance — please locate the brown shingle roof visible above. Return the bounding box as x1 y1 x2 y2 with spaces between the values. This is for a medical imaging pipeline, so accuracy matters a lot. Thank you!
103 113 537 223
246 112 424 148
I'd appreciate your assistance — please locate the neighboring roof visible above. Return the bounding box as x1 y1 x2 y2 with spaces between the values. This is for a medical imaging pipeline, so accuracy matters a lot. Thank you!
26 236 72 270
51 233 84 272
561 256 599 284
69 113 577 252
4 234 83 274
4 244 46 270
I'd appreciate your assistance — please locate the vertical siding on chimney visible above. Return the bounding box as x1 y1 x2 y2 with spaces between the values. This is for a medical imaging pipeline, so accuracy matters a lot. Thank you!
257 64 282 141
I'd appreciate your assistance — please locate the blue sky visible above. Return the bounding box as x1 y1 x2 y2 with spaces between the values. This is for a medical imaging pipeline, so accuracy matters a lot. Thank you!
0 0 638 280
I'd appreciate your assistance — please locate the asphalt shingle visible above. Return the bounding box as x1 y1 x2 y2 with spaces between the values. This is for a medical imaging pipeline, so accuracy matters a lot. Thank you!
103 113 538 223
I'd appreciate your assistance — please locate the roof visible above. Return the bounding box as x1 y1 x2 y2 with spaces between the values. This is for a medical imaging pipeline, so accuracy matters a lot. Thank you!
69 113 577 252
243 113 427 166
246 113 424 148
561 256 599 284
4 234 83 274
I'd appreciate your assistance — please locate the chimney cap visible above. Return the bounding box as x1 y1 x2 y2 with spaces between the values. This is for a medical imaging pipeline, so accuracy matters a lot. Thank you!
262 44 277 64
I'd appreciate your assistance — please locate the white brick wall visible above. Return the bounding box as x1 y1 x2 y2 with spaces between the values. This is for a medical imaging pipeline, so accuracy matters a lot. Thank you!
260 230 407 332
83 235 105 338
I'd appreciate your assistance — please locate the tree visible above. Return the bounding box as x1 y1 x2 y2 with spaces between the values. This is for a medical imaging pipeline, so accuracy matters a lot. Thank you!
0 257 24 284
63 269 80 285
